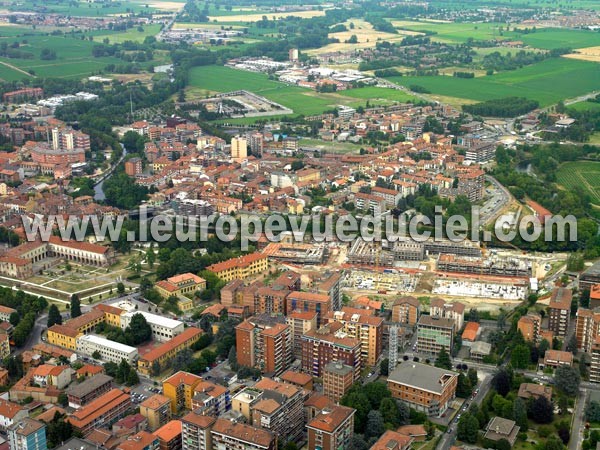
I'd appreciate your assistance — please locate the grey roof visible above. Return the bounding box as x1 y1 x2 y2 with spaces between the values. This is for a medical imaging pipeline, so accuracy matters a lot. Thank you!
65 373 113 398
387 361 457 394
324 362 353 376
470 341 492 355
55 437 99 450
418 315 455 329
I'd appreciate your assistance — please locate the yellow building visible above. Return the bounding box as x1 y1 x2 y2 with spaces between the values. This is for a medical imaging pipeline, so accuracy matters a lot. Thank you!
205 252 269 283
231 136 248 161
47 324 82 350
177 297 194 312
94 304 125 328
66 309 105 334
296 168 320 183
140 394 172 432
137 327 202 377
162 371 203 413
155 273 206 299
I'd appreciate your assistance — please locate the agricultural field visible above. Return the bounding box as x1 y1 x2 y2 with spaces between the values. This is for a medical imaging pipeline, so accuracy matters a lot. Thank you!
568 101 600 112
95 24 163 44
385 58 600 107
208 9 326 23
7 0 184 16
389 20 519 44
556 161 600 205
188 65 413 118
0 33 125 80
519 29 600 50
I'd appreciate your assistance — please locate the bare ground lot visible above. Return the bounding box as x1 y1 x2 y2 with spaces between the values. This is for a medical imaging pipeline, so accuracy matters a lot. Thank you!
564 46 600 62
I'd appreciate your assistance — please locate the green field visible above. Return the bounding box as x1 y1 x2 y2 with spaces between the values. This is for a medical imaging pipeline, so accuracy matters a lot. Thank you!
7 0 183 16
386 58 600 107
95 24 163 44
390 20 519 44
568 101 600 112
188 65 414 118
519 29 600 50
556 161 600 204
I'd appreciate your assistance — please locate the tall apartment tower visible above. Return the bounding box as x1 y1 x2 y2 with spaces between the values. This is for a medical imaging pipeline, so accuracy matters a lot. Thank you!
231 136 248 161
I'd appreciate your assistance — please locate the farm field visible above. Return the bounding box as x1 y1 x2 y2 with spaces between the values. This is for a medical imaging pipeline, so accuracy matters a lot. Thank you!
568 101 600 112
385 58 600 107
208 10 326 23
519 29 600 50
7 0 183 16
188 65 412 118
389 20 519 43
95 24 163 44
556 161 600 205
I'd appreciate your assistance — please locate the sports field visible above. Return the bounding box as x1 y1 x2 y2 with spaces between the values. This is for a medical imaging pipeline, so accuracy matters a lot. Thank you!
556 161 600 205
188 65 414 117
385 58 600 107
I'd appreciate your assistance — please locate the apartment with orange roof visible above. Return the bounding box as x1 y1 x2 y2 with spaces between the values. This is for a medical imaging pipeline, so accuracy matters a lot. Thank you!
236 314 292 376
461 322 480 344
285 311 317 359
211 418 277 450
153 420 182 450
548 288 572 337
191 380 231 417
392 296 420 326
137 327 203 377
162 371 203 413
324 310 384 366
205 252 269 282
371 430 413 450
286 291 332 327
517 313 542 343
0 398 27 430
68 388 131 436
140 394 172 432
306 405 355 450
116 431 160 450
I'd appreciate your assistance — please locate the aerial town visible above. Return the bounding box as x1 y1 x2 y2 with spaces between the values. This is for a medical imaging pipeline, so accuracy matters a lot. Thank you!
0 0 599 450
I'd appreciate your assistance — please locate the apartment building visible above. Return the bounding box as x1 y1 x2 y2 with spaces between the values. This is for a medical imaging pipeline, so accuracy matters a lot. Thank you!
8 418 47 450
306 405 355 450
429 298 465 331
325 310 383 367
69 389 132 436
591 336 600 383
47 324 81 351
313 272 342 312
252 286 289 315
548 288 572 337
286 311 318 359
191 380 231 417
76 334 138 364
301 322 362 379
181 412 215 450
354 192 387 215
388 361 458 417
517 313 542 343
137 327 203 376
542 350 573 369
286 291 332 327
163 371 203 413
416 316 455 354
249 378 304 445
153 420 182 450
576 308 600 353
66 374 113 409
95 304 125 328
392 296 420 326
0 305 16 323
205 252 269 282
371 186 402 208
322 362 354 402
235 314 292 376
211 419 276 450
121 312 184 343
140 395 172 432
0 399 26 431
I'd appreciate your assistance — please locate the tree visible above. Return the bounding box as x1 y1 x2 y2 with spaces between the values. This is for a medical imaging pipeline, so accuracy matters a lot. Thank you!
228 346 238 370
8 312 19 326
457 373 473 398
555 365 580 397
457 413 479 443
362 381 391 410
92 350 101 360
57 392 68 407
117 282 125 294
47 304 62 327
496 439 512 450
566 333 578 355
587 401 600 422
126 368 139 386
348 435 369 450
341 391 371 432
46 412 74 448
511 344 530 369
396 400 410 425
380 397 400 427
538 339 550 357
125 313 152 345
151 360 161 377
364 410 385 440
70 294 81 318
527 396 554 424
4 355 23 380
435 347 452 370
513 397 528 431
492 368 512 397
380 358 389 376
146 246 156 269
467 368 478 387
545 435 566 450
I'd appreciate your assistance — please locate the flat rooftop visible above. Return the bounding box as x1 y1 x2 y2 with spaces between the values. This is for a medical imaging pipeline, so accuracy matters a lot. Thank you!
388 361 457 394
122 311 182 329
78 334 137 355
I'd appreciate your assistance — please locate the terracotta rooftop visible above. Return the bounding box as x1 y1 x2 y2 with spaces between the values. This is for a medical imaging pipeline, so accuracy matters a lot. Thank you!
280 370 312 387
140 394 171 410
140 327 202 363
307 405 355 433
181 411 216 429
153 420 182 442
164 371 202 387
211 418 274 448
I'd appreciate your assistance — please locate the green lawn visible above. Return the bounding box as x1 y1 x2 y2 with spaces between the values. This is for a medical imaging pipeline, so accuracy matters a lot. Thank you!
188 65 414 118
556 161 600 204
385 58 600 107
